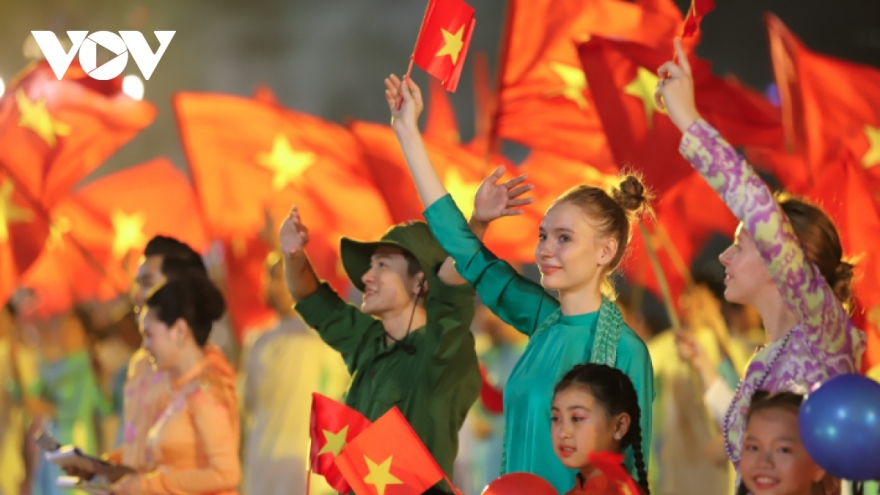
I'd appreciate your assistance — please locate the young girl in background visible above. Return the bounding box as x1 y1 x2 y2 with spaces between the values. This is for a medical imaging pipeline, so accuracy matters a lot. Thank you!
737 391 827 495
551 364 649 495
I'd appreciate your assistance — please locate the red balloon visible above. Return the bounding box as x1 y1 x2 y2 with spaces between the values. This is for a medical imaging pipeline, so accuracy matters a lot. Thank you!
482 473 559 495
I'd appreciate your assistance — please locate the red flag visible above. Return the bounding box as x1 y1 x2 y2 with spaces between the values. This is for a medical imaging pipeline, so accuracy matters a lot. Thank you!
425 78 461 145
492 0 680 165
310 393 373 494
175 92 392 293
766 14 880 187
335 407 445 495
220 236 276 339
0 61 155 207
0 172 49 307
681 0 715 42
20 158 209 316
411 0 476 92
579 36 781 194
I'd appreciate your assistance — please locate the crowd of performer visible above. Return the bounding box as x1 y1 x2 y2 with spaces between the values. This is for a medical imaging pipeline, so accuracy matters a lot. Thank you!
0 40 875 495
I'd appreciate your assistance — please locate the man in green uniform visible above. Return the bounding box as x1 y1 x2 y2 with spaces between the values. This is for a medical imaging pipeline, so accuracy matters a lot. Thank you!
280 206 480 494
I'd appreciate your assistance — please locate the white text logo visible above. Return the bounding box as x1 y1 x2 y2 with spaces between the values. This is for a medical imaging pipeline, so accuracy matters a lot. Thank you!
31 31 175 81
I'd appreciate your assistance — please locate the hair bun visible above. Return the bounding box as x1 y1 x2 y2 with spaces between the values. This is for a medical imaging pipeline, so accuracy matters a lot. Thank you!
191 276 226 324
612 175 650 213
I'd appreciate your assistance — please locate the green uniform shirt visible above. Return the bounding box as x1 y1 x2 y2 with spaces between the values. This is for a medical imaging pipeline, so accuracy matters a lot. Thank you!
295 268 480 492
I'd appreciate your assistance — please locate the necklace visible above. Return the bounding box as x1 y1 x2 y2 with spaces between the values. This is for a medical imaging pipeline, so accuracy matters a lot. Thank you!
723 329 793 462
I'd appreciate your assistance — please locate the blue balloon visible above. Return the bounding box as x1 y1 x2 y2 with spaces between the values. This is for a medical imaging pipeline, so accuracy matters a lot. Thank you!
799 374 880 481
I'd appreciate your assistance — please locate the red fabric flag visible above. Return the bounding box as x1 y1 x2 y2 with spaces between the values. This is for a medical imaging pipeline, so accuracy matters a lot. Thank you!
335 407 445 495
492 0 680 165
0 61 156 207
20 158 209 316
579 36 781 194
411 0 476 92
0 172 49 307
310 393 373 494
220 236 276 339
175 92 392 293
588 451 645 495
766 14 880 187
681 0 715 41
425 77 461 145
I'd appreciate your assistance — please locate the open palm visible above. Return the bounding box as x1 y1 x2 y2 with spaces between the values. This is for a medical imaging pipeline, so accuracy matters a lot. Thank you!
472 166 534 223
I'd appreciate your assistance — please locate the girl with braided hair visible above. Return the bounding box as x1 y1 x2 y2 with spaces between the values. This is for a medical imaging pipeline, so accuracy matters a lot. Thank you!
552 363 649 495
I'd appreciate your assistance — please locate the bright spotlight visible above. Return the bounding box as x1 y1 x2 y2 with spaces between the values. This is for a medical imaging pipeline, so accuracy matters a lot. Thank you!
0 76 5 98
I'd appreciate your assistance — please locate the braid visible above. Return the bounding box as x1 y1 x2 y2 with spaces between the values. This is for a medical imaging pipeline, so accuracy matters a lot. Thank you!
555 363 649 493
629 421 650 495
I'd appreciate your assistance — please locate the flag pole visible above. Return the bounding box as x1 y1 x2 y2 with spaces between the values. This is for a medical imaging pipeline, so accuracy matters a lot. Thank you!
306 438 312 495
638 222 680 329
406 0 434 79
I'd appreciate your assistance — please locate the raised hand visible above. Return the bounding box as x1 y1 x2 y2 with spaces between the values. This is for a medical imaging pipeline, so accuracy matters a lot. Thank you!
472 166 535 224
278 206 310 258
654 38 700 133
385 74 423 134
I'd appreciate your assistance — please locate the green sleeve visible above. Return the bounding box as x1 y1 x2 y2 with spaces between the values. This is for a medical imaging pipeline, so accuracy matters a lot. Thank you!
423 269 479 393
295 282 383 374
615 330 655 474
423 194 559 336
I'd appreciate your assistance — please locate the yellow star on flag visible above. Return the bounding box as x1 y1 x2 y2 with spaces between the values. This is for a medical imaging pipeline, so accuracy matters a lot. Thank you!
862 124 880 169
16 89 72 147
111 210 148 259
47 216 72 251
363 455 403 495
318 425 349 457
435 25 465 65
624 67 666 126
444 168 480 219
0 181 33 242
547 62 588 110
256 135 317 191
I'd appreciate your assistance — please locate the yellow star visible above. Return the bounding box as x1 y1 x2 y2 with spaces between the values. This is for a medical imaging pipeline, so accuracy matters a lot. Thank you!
435 25 465 65
444 168 480 219
111 210 148 259
363 455 402 495
0 181 33 242
16 89 72 147
256 135 317 191
317 425 348 457
624 67 666 127
862 124 880 169
547 62 588 110
47 216 72 251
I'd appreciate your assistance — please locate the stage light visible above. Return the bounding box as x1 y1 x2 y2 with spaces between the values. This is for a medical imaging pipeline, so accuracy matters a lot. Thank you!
0 76 5 98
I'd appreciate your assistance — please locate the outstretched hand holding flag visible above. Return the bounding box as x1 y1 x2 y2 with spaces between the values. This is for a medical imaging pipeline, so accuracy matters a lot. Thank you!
410 0 476 92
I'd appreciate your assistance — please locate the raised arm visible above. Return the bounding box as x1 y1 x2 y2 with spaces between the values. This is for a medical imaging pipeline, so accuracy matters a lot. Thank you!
655 39 850 347
385 75 533 287
279 206 321 301
385 76 555 335
280 206 381 369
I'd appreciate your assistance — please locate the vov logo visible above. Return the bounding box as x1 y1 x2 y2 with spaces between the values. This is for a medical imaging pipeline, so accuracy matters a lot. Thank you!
31 31 175 81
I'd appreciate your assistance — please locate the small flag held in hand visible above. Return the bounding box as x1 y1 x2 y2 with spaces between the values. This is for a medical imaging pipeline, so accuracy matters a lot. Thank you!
411 0 476 92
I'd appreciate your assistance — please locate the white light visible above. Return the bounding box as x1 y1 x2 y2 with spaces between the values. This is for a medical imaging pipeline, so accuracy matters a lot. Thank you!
0 76 5 98
122 74 144 100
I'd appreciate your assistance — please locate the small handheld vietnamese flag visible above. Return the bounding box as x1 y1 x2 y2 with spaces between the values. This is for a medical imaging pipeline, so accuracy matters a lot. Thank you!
334 407 447 495
411 0 476 92
310 393 373 494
